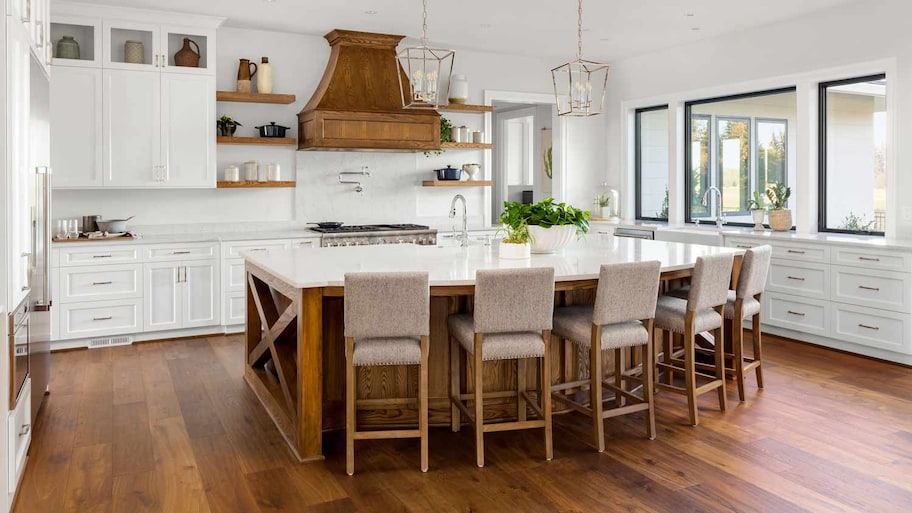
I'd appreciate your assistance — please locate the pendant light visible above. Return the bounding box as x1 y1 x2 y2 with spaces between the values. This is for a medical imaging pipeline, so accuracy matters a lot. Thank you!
551 0 609 116
398 0 455 109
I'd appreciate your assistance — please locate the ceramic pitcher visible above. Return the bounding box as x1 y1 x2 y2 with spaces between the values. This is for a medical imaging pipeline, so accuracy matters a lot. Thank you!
237 58 257 80
174 38 200 67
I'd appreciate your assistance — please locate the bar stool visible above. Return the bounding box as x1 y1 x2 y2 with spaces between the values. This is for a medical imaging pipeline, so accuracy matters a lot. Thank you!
343 272 430 476
665 246 771 401
550 261 662 452
448 267 555 468
654 253 733 426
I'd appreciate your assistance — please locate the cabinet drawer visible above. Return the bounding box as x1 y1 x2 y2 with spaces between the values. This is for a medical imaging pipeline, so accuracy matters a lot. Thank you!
290 238 319 249
223 240 288 258
59 264 142 303
59 299 142 340
832 304 910 354
831 247 912 272
225 259 246 292
145 243 218 262
767 260 829 300
58 246 141 266
763 292 829 337
8 379 31 494
832 266 910 313
225 293 246 325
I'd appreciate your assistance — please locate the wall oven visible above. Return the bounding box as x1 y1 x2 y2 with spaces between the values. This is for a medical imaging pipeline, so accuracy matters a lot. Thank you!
8 297 29 409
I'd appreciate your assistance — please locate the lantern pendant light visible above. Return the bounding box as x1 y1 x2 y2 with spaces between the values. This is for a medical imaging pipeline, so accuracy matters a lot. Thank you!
551 0 609 116
398 0 455 109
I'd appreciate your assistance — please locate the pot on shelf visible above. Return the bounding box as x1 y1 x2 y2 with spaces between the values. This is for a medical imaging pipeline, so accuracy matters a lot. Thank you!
767 209 792 231
434 165 462 181
255 122 290 138
56 36 80 59
751 209 766 231
528 225 576 253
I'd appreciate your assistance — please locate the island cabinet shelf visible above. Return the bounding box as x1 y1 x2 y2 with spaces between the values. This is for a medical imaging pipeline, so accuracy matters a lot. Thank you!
422 180 493 187
437 104 493 113
217 136 296 146
217 181 296 189
440 142 493 150
216 91 297 104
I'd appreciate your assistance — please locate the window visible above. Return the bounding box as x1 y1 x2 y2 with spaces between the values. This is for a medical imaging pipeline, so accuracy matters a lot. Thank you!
819 75 887 235
635 106 669 220
685 88 796 225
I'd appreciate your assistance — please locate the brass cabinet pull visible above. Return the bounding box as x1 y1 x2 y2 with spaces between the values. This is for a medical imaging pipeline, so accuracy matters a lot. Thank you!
858 256 880 262
858 324 880 331
787 310 806 317
172 251 192 255
19 424 30 436
92 281 113 286
92 254 113 259
787 249 806 254
92 316 113 321
858 285 880 292
786 276 805 281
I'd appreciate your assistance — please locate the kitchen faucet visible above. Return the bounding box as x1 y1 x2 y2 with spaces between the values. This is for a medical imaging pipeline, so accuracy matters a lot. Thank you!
699 186 727 228
449 194 469 247
339 166 370 194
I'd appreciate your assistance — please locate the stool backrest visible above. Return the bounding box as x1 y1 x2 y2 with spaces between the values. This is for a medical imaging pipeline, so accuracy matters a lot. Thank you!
592 261 662 325
344 272 429 339
736 245 772 299
474 267 555 334
687 253 734 312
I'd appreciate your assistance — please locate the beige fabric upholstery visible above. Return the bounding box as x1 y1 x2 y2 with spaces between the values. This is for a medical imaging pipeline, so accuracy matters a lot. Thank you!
724 291 761 319
553 305 649 350
473 268 555 333
736 246 772 299
654 296 723 334
448 314 545 361
344 272 429 339
687 253 734 311
352 337 422 367
591 261 662 326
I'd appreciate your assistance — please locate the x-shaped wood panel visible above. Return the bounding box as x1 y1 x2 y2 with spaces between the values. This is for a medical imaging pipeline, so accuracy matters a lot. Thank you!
247 272 299 417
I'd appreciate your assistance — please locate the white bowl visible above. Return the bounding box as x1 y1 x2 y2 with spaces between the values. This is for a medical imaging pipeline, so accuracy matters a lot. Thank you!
528 225 576 253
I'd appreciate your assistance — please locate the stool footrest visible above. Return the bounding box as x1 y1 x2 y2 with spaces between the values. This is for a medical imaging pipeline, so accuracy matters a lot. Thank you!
354 429 421 440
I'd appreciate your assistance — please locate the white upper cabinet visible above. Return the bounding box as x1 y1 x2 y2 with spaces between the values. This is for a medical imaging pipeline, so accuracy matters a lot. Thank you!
103 69 162 187
11 0 51 71
103 20 161 72
50 66 104 187
160 25 215 75
161 73 216 187
50 15 103 68
7 17 33 308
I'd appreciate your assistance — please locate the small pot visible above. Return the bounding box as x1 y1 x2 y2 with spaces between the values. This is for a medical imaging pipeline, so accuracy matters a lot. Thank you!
768 209 792 231
255 122 290 138
96 216 134 233
751 209 766 231
435 165 462 181
307 221 344 229
499 242 531 259
218 124 238 137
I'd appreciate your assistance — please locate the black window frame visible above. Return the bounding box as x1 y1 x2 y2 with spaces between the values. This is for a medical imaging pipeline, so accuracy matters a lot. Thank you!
634 104 670 222
818 74 887 236
684 86 798 226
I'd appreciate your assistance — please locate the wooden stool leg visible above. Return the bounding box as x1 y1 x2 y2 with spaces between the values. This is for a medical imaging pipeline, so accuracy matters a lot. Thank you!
714 312 728 413
752 313 764 389
662 330 673 386
449 336 461 432
733 314 746 402
419 336 429 473
542 330 553 461
614 348 625 408
473 334 485 468
345 337 356 476
643 320 656 440
589 325 605 452
517 358 527 422
684 321 698 427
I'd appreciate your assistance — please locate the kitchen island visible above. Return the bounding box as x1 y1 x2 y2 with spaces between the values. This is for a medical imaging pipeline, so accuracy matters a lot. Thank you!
243 239 741 461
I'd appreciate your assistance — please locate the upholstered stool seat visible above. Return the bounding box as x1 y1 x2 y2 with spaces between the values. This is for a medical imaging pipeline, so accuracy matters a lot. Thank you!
552 306 649 350
664 288 761 319
351 337 422 367
655 296 723 334
448 314 545 360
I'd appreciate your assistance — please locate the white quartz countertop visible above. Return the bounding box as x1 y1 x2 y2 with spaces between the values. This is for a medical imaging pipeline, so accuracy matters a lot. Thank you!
52 229 323 247
244 238 741 289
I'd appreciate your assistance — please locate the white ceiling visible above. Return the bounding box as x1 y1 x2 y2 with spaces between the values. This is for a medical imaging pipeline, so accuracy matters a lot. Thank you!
88 0 863 61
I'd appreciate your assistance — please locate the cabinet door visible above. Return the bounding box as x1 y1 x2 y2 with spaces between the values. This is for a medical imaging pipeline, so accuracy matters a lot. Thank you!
50 66 104 187
103 69 161 187
161 73 215 187
8 18 32 308
143 262 181 332
183 260 219 328
160 25 215 75
102 20 160 71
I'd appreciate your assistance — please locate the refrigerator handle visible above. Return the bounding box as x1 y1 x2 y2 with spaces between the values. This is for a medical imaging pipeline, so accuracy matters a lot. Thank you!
35 167 52 309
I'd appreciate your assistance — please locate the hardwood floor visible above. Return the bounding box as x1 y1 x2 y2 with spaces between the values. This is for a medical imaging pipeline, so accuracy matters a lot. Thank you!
13 333 912 513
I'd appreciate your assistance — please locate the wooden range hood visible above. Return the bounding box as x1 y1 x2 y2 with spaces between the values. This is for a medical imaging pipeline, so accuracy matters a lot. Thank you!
298 30 441 152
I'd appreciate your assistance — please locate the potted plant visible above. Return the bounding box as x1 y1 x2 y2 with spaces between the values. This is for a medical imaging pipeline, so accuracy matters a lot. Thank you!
217 115 242 137
497 202 531 259
766 182 792 231
747 190 766 231
595 194 611 219
500 198 589 254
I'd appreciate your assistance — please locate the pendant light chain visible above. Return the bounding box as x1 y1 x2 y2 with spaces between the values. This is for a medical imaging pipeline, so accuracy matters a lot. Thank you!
421 0 429 46
576 0 583 61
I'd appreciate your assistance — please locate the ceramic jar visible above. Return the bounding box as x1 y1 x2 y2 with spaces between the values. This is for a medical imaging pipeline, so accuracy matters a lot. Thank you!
124 40 145 64
266 163 280 181
257 57 273 94
449 74 468 104
224 165 240 182
56 36 80 60
244 161 259 182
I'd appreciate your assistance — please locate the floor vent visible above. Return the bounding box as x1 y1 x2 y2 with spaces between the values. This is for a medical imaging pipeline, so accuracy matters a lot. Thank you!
88 336 133 349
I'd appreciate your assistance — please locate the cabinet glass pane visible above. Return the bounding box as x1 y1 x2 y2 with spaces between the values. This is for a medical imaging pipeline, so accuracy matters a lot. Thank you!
51 22 95 62
109 27 154 65
166 31 209 70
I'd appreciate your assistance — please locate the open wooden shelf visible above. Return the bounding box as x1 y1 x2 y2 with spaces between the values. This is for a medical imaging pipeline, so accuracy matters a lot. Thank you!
437 103 493 113
440 142 493 150
217 181 296 189
216 91 297 104
217 136 296 146
422 180 493 187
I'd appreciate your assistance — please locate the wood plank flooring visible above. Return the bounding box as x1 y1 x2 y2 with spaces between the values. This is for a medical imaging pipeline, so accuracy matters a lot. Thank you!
12 333 912 513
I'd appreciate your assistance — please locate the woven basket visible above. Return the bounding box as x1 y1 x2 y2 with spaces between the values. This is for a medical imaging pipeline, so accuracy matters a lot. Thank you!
768 209 792 231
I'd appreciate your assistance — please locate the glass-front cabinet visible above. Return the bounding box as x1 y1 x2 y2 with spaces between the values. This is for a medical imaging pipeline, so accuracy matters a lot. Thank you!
102 21 214 74
51 15 102 67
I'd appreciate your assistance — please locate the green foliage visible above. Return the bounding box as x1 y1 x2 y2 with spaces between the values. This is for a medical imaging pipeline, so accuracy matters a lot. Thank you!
840 212 876 232
657 187 669 220
424 117 453 158
543 147 553 179
747 190 766 211
216 115 242 131
497 203 530 244
766 182 791 210
596 194 610 208
499 198 590 236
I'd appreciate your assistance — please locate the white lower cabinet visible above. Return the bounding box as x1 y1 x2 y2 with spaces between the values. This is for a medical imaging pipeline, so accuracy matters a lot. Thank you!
225 293 246 326
59 264 142 303
763 292 829 337
183 260 219 328
832 303 909 354
59 299 142 340
144 262 181 332
8 379 31 494
144 259 219 332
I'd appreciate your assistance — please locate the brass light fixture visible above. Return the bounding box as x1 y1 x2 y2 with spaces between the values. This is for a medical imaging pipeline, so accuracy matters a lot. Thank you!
398 0 455 109
551 0 609 116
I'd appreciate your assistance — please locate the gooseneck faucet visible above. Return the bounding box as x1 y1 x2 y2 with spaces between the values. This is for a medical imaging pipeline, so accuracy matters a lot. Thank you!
701 186 727 228
449 194 469 247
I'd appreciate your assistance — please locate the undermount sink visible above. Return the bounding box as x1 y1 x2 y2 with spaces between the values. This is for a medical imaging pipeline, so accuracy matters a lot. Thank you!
655 227 724 246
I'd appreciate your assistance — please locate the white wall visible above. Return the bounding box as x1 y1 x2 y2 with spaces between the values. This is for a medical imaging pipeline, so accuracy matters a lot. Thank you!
605 0 912 236
54 25 602 230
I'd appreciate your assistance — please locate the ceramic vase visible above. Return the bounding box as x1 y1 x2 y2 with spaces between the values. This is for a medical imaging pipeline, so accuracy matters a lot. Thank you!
56 36 80 59
462 164 480 180
751 209 766 231
174 38 201 67
527 225 576 254
449 74 468 104
124 40 145 64
499 242 531 259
